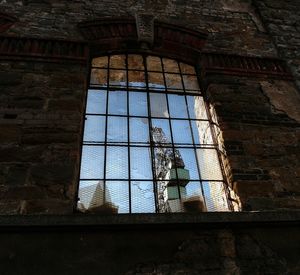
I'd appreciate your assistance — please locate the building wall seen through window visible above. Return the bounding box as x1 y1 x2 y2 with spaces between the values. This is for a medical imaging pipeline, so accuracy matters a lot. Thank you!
77 54 231 214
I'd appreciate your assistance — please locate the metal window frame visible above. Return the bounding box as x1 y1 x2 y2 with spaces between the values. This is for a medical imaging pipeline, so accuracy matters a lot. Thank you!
75 53 233 213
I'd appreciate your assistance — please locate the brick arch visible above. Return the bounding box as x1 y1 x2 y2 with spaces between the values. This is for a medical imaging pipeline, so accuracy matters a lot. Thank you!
0 12 17 33
77 17 208 65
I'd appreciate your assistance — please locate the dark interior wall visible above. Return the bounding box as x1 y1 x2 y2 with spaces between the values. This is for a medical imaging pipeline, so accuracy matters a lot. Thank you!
0 222 299 275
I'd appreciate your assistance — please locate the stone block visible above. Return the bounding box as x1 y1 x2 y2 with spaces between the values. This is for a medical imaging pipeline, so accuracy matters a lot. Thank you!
20 199 73 214
0 73 23 86
30 162 75 186
47 99 82 111
6 165 29 186
0 186 45 200
0 125 21 143
234 180 275 203
0 200 21 214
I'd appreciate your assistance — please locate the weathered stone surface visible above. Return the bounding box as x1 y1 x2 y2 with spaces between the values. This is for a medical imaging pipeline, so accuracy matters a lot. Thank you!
30 162 75 186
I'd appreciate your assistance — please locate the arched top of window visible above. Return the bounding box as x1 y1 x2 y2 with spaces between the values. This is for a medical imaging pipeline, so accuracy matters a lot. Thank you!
78 18 208 65
77 54 235 214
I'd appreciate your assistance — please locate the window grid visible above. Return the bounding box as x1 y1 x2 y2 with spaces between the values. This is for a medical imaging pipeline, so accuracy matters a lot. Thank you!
78 54 231 214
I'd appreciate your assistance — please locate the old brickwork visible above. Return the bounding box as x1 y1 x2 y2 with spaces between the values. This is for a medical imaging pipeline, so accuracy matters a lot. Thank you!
253 0 300 88
0 0 299 274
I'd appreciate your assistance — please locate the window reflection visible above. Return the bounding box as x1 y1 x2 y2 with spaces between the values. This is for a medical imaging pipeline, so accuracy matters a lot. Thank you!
78 54 230 214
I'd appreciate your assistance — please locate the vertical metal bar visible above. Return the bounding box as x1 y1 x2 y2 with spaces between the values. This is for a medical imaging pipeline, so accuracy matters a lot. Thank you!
178 62 208 211
161 57 182 212
126 54 132 214
144 54 159 213
102 55 110 205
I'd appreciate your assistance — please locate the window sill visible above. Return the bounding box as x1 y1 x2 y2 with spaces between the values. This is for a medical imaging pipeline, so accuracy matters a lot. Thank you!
0 210 299 230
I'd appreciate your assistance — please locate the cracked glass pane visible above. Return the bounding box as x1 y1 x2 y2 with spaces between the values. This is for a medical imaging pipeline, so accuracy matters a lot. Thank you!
106 146 128 179
129 117 149 144
130 147 153 180
131 181 155 213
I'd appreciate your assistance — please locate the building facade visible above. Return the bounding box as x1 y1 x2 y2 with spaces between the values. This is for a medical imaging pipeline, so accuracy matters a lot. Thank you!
0 0 300 274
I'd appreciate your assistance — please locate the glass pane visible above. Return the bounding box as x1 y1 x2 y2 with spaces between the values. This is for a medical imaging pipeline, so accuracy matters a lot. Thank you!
171 120 193 144
150 93 169 118
168 94 188 118
151 119 172 143
202 181 229 211
131 181 155 213
128 54 144 70
106 181 129 213
83 115 105 143
107 116 127 143
128 71 146 88
130 147 153 179
187 96 208 119
183 181 206 213
78 180 106 211
109 70 127 87
147 56 162 71
183 75 200 91
177 148 199 180
163 58 179 73
129 92 148 116
80 146 104 179
86 90 106 114
165 73 183 91
90 69 107 86
92 56 108 68
106 146 128 179
110 55 126 69
196 149 223 180
180 63 196 74
148 72 165 90
130 118 149 144
192 120 214 145
108 90 127 115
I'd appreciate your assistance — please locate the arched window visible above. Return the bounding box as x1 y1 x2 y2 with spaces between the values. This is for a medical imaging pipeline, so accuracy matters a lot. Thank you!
77 54 231 214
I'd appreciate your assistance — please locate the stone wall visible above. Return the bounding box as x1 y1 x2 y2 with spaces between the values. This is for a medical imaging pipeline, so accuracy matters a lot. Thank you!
0 0 299 213
205 75 300 210
0 1 300 274
0 60 87 214
253 0 300 88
